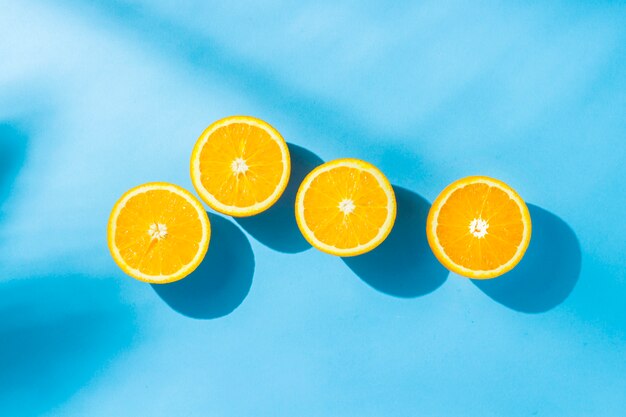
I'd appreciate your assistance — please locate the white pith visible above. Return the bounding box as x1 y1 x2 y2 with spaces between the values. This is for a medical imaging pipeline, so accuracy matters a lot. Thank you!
148 223 168 240
231 157 249 175
338 199 356 215
469 218 489 239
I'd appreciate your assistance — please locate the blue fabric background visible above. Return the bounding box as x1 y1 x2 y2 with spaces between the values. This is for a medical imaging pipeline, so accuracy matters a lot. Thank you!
1 1 625 416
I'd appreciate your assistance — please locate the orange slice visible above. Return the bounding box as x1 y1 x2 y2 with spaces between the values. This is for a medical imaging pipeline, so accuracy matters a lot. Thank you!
190 116 290 217
295 158 396 257
107 182 210 284
426 176 532 279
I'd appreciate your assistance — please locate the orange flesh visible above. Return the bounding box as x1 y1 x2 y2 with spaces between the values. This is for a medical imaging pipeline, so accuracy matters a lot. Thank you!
114 189 204 277
302 166 389 249
436 183 524 270
198 123 284 207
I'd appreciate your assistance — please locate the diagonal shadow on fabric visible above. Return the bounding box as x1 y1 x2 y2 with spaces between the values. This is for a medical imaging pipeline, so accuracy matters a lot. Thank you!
0 122 29 216
60 0 431 176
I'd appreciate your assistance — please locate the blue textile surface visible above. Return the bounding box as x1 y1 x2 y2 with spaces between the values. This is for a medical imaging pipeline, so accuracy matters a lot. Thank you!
1 1 625 416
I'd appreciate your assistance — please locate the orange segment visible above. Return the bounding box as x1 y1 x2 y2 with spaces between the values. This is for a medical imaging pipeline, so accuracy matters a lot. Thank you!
426 176 532 279
190 116 290 217
107 182 210 283
295 158 396 257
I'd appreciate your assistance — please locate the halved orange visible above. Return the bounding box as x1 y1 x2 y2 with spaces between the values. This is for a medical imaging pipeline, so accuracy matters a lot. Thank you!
107 182 211 284
295 158 396 257
190 116 290 217
426 176 531 279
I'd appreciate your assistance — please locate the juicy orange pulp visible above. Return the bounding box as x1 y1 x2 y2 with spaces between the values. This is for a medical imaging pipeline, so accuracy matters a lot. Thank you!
191 116 290 217
108 183 210 283
427 176 531 278
296 159 396 256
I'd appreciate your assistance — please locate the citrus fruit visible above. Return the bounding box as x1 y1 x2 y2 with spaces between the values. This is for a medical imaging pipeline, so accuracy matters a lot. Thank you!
426 176 532 279
190 116 291 217
107 182 211 284
295 158 396 257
